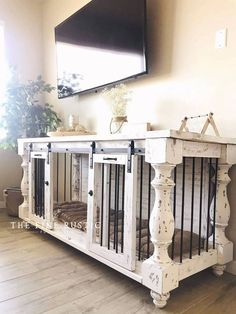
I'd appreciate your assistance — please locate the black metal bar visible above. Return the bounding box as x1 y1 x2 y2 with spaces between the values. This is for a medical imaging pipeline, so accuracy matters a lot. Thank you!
41 160 45 219
189 158 195 259
113 165 118 249
97 147 145 155
198 158 204 255
180 157 186 263
34 158 38 215
116 165 120 253
213 158 218 249
39 160 42 217
51 147 90 154
38 159 42 217
28 143 33 162
56 153 59 203
37 159 41 217
171 167 177 260
36 158 39 216
64 153 66 201
100 163 104 246
107 164 112 250
138 155 144 261
121 165 125 253
147 163 152 258
206 158 212 252
40 159 44 217
33 157 46 217
36 146 145 155
47 143 51 164
38 159 43 217
70 153 72 201
127 140 135 173
89 141 96 169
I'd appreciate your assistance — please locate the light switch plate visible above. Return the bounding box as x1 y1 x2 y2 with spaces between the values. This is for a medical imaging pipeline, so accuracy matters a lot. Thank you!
215 28 227 49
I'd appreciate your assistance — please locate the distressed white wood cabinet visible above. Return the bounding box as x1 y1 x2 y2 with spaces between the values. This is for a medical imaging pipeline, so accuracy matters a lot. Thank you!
18 130 236 308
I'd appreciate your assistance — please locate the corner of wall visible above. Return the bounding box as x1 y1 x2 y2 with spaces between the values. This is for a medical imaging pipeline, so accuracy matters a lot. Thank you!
226 260 236 276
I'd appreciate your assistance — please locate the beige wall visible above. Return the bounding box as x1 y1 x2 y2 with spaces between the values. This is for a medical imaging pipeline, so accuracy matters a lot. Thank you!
0 0 43 80
41 0 91 128
42 0 236 135
0 0 44 201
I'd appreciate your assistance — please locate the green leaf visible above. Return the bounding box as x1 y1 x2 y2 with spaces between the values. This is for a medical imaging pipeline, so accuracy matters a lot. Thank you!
0 71 61 149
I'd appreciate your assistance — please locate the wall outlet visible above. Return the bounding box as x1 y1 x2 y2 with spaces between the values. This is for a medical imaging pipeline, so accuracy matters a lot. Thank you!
215 28 227 49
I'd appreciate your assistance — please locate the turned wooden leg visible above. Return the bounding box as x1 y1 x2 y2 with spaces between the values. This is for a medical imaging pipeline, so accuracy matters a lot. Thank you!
142 138 182 308
142 162 179 308
212 163 233 276
150 163 175 264
212 264 226 277
150 290 170 309
19 145 29 219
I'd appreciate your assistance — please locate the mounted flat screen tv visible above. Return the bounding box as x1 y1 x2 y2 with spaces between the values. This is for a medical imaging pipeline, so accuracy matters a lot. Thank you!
55 0 147 98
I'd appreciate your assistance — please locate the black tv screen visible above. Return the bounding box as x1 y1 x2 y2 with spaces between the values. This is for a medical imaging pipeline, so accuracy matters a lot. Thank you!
55 0 147 98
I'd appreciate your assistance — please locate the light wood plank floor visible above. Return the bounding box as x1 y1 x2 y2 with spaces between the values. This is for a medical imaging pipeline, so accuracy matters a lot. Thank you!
1 209 236 314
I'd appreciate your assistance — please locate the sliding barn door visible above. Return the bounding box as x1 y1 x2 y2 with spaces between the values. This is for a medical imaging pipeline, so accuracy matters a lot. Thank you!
28 152 53 229
87 154 138 271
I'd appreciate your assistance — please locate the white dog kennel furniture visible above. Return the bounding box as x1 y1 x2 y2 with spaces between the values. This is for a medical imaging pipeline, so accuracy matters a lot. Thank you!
18 130 236 308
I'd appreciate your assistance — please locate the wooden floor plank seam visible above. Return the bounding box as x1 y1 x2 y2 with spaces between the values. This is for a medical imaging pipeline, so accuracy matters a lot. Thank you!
0 209 236 314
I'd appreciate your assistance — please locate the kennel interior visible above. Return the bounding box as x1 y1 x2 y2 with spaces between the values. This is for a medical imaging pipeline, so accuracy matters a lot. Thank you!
31 152 220 264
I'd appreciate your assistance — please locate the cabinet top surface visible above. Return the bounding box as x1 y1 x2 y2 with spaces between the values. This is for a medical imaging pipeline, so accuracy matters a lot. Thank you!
17 129 236 145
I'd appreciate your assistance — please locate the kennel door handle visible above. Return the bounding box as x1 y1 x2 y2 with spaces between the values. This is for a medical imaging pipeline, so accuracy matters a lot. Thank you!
88 190 93 196
103 157 117 161
45 181 49 186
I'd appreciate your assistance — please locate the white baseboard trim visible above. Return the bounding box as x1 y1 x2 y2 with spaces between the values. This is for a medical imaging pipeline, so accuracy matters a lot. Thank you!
226 260 236 275
0 200 6 208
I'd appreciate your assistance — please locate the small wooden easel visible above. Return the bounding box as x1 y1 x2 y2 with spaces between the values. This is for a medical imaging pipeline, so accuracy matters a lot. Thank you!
178 112 220 136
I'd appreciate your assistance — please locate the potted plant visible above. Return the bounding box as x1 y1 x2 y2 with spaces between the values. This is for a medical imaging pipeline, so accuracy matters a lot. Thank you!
0 74 61 149
102 83 131 134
